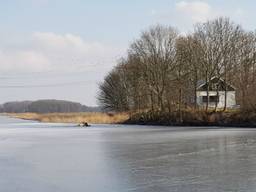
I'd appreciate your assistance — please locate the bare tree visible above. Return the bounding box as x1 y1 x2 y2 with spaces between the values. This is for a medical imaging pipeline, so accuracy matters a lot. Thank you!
129 25 178 111
98 63 130 112
175 35 204 110
98 18 256 114
194 17 242 111
235 31 256 111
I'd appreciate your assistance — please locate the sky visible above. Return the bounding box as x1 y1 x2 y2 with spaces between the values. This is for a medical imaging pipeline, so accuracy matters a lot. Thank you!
0 0 255 106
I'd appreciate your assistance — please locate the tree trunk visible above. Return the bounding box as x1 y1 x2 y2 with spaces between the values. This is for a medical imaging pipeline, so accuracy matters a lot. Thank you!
194 75 198 110
223 77 227 112
150 91 154 112
214 78 220 112
178 88 183 123
206 76 209 112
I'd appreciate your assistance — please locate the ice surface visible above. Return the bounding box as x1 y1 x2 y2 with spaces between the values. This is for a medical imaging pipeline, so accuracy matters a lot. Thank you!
1 115 256 192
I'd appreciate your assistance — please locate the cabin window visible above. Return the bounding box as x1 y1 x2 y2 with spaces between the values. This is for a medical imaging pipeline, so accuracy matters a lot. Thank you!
202 96 219 103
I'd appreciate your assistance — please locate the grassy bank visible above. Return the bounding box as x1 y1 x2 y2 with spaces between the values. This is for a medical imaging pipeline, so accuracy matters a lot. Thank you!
7 112 130 124
125 110 256 127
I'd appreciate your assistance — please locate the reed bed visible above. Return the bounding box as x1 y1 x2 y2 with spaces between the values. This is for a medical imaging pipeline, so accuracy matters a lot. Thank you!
7 112 130 124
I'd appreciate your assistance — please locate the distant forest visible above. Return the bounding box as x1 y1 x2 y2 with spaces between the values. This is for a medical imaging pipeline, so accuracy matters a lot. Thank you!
0 100 101 113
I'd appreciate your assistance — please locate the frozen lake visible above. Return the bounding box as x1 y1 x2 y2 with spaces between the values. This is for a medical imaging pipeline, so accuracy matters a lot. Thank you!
1 116 256 192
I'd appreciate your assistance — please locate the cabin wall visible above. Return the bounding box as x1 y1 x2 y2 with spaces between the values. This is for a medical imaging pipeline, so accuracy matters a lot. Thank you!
196 91 236 109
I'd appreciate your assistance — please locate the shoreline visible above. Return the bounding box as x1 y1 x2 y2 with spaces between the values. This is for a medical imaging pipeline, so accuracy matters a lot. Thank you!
3 111 256 128
124 120 256 128
124 110 256 128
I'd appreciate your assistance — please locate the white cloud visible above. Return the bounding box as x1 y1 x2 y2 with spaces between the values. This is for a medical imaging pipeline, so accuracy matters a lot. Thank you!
175 1 213 23
0 32 124 73
171 1 247 32
33 32 85 51
175 1 246 24
0 50 51 72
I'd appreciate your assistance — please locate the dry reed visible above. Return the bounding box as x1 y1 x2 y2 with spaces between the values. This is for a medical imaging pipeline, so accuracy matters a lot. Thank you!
7 112 130 124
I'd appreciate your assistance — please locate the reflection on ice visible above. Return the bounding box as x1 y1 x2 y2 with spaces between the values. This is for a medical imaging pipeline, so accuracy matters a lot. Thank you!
1 115 256 192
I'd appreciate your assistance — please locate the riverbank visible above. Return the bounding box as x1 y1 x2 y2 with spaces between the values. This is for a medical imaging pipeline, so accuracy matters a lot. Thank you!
125 110 256 128
4 110 256 127
6 112 130 124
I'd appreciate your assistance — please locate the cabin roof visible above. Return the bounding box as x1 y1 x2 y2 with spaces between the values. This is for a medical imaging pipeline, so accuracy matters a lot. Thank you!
196 79 206 88
197 77 235 91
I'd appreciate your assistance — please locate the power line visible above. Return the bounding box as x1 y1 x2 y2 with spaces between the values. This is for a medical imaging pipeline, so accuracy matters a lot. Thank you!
0 81 96 88
0 71 107 80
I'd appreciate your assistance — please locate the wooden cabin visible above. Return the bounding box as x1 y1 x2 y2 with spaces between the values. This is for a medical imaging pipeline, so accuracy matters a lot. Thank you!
196 77 236 109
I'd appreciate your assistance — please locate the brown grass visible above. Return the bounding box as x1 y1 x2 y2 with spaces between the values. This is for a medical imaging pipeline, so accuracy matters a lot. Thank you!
7 112 130 124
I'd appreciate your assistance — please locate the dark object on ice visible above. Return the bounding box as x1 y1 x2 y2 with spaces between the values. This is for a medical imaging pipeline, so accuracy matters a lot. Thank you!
78 122 90 127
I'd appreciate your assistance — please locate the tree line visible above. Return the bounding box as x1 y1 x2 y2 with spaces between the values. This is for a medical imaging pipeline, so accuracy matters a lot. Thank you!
0 100 101 113
98 17 256 113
